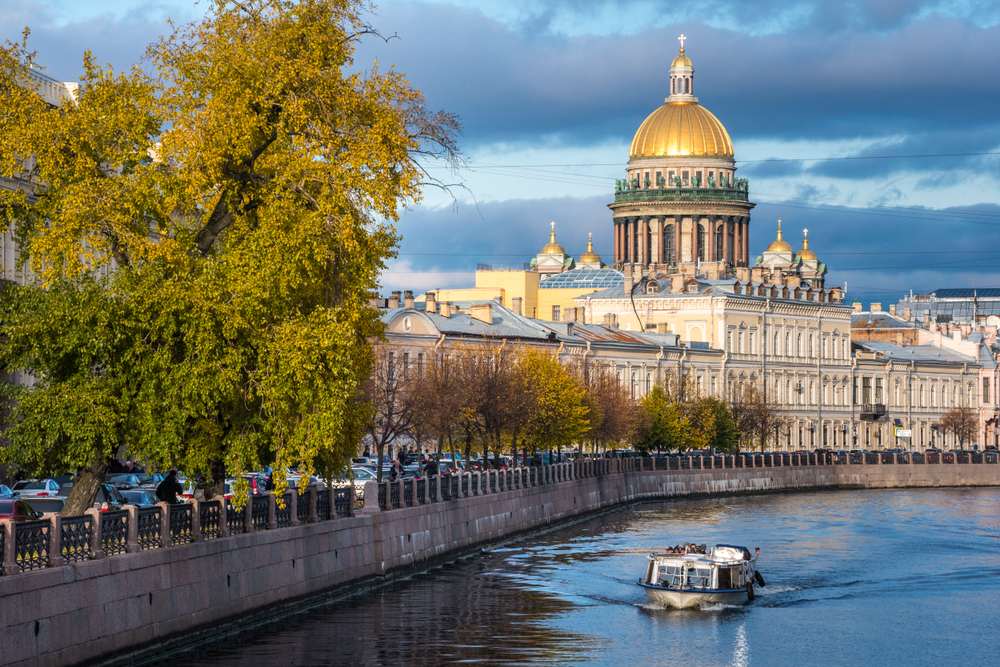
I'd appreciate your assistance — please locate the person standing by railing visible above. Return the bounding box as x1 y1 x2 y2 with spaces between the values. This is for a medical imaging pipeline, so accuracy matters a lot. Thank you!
156 470 183 504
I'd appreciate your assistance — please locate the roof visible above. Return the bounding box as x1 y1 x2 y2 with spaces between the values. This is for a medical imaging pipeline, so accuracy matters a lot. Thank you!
854 341 977 364
539 268 623 290
851 312 919 329
933 288 1000 299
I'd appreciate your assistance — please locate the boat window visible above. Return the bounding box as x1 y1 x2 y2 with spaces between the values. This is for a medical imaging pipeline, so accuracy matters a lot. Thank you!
717 567 733 589
659 566 684 587
688 568 712 588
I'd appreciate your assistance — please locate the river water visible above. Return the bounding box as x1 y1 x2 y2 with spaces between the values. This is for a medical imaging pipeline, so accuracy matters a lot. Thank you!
180 488 1000 666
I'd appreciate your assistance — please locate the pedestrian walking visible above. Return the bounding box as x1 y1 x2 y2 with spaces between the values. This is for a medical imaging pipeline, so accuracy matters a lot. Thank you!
156 470 183 504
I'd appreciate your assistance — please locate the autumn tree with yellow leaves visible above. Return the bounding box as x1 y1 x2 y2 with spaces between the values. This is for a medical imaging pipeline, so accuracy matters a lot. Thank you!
0 0 459 515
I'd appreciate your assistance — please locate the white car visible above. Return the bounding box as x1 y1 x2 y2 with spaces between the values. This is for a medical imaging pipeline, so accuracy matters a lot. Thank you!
330 467 379 499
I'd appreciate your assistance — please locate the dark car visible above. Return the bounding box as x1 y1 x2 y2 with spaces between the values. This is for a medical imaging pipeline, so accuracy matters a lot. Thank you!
58 483 126 510
22 497 67 514
0 498 44 521
106 474 142 490
120 489 159 508
135 473 165 489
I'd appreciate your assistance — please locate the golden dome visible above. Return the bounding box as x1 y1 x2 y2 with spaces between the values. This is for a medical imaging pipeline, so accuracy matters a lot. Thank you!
629 102 734 158
541 222 565 254
766 220 792 253
671 51 692 68
799 229 817 261
578 233 602 264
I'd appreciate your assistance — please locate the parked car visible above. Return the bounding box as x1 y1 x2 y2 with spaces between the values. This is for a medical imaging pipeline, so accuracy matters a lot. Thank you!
58 483 126 510
0 498 45 521
120 489 159 508
22 497 67 514
105 474 142 490
135 473 165 489
242 474 269 495
330 467 377 499
0 484 14 498
12 479 62 498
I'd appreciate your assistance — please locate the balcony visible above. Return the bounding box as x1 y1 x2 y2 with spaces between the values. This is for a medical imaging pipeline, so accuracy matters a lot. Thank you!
613 186 751 205
860 403 887 420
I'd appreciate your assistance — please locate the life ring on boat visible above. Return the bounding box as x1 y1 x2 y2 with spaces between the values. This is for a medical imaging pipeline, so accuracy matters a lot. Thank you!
745 581 755 601
754 571 766 587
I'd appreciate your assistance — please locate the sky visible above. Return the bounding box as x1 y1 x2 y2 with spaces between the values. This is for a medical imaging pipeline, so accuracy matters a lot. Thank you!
8 0 1000 307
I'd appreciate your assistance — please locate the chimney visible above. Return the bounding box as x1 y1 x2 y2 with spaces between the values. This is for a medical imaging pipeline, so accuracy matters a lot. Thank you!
870 302 882 313
425 291 437 314
511 297 522 316
440 301 451 318
403 290 414 309
656 323 670 334
954 329 962 342
671 275 685 293
565 322 575 337
602 313 617 328
368 293 381 308
923 312 931 329
470 304 492 324
889 304 896 316
388 290 401 309
624 275 634 294
853 302 863 312
902 308 910 321
564 307 577 323
896 333 904 345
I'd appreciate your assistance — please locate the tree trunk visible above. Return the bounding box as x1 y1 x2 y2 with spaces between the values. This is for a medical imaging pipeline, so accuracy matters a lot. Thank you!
62 458 108 517
209 457 227 498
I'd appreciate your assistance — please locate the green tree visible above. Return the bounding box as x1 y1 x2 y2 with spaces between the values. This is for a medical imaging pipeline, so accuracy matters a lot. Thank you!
520 348 590 455
0 0 459 514
635 386 689 452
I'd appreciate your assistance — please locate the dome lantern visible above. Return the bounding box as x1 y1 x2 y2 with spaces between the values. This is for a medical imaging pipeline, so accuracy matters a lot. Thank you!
765 220 792 253
541 221 565 255
578 232 603 268
669 34 696 101
799 228 818 261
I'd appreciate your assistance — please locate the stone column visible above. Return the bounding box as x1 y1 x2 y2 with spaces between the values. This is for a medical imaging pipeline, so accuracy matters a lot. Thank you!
674 216 683 264
157 501 172 546
288 489 299 526
650 217 660 265
212 496 230 536
48 515 65 567
723 218 731 264
742 219 750 267
691 216 699 263
267 492 278 529
614 221 620 265
188 499 203 541
626 219 634 264
360 481 381 513
639 216 648 265
1 519 16 574
306 487 318 523
125 504 140 551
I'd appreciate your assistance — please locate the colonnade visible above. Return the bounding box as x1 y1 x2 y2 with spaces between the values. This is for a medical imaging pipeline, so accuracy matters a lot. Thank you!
613 215 750 268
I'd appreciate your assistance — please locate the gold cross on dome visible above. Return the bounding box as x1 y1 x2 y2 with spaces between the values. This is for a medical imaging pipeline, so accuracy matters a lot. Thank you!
678 34 686 50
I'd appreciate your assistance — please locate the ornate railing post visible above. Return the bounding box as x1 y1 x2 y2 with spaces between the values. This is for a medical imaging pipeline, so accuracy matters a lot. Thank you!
156 502 172 547
243 495 254 533
0 518 15 575
361 481 381 514
82 507 103 562
306 487 318 523
125 504 140 552
211 496 229 538
47 514 66 567
267 492 278 529
288 489 300 527
188 500 203 541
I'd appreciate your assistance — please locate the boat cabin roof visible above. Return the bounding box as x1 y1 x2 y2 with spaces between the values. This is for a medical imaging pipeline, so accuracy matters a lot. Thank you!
649 545 751 567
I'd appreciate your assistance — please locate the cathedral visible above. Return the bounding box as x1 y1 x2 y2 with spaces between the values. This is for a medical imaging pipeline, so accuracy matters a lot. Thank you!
609 36 825 289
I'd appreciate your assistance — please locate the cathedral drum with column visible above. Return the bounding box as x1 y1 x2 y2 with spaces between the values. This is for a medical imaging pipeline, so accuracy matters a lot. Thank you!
611 36 754 279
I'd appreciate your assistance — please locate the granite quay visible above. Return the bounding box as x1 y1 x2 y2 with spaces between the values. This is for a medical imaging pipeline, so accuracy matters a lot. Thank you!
2 453 1000 667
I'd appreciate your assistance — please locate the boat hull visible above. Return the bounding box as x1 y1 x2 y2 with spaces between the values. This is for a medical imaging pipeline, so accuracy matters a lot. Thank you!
639 583 748 609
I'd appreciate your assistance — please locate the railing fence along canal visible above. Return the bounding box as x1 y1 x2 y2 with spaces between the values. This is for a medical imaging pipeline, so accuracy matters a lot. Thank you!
2 451 1000 577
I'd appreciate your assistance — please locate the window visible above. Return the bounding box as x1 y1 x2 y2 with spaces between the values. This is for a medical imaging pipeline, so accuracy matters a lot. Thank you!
727 329 733 352
823 337 828 358
697 224 706 261
862 377 872 404
875 378 883 405
809 334 814 358
695 171 703 187
682 170 690 186
716 224 724 259
919 384 925 406
931 385 936 408
552 306 560 322
985 378 991 404
797 333 803 357
810 381 815 404
738 330 744 354
664 224 675 264
786 333 791 356
749 330 756 355
631 372 637 399
853 378 858 405
646 373 652 394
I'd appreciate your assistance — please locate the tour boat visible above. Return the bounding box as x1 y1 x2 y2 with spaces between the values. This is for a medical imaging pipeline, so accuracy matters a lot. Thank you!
638 544 765 608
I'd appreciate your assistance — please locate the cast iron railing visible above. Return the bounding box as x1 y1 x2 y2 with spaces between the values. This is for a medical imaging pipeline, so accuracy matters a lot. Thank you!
16 519 51 572
316 490 331 521
138 507 162 549
276 494 293 528
251 496 269 531
101 510 129 554
226 502 246 535
199 501 222 540
61 515 93 563
169 504 194 545
334 488 352 516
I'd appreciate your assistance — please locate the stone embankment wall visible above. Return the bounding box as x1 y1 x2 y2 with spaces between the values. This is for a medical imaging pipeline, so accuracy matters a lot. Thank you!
2 454 998 667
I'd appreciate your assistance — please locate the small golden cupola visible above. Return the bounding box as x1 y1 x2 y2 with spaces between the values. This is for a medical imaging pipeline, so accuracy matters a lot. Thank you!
799 228 818 261
577 232 603 269
541 221 565 254
765 220 793 253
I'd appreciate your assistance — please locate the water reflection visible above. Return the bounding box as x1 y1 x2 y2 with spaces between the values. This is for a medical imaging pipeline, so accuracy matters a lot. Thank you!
175 488 1000 667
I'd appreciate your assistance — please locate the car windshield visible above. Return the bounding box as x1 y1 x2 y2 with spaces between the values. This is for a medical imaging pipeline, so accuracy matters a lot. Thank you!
14 481 50 490
0 500 14 512
108 475 136 483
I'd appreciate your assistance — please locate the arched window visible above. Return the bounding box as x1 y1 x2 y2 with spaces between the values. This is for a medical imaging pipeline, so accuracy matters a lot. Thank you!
785 333 791 356
797 333 803 357
664 224 675 265
685 77 690 93
774 332 779 357
809 334 814 357
631 372 637 399
698 224 706 261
